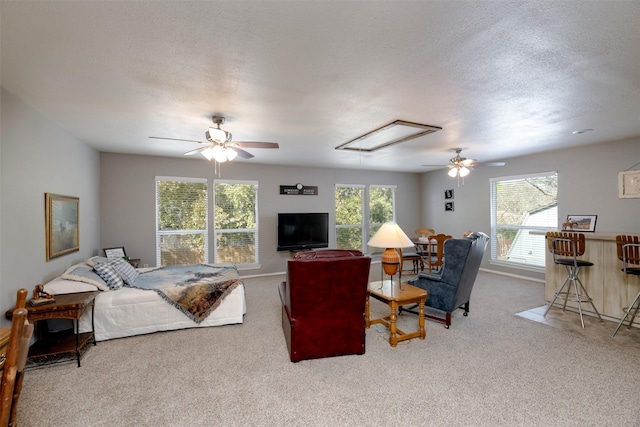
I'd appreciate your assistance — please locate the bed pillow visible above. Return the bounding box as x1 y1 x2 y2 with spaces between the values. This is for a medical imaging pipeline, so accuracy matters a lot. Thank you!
109 258 139 286
61 263 110 291
86 256 112 267
44 277 100 294
93 263 124 290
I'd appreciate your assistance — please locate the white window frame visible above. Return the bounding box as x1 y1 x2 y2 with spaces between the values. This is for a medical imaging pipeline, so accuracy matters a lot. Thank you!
155 176 208 267
213 179 259 268
368 185 397 255
490 171 558 271
335 184 396 254
335 184 366 251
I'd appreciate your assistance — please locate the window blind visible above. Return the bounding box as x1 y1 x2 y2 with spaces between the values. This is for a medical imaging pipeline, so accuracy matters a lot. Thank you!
155 176 208 266
490 172 558 268
335 184 365 251
213 180 259 266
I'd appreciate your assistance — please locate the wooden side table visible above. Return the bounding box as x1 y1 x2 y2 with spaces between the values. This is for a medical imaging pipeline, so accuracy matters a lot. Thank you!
5 291 98 367
366 280 427 347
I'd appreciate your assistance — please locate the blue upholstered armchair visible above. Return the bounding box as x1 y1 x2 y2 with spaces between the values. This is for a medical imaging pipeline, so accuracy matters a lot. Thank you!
405 232 489 328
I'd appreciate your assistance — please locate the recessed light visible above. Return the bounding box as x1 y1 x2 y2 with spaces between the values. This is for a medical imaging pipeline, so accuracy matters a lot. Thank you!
572 129 593 135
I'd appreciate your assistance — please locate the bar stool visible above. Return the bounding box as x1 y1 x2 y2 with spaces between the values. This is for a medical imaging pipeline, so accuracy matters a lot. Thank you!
543 231 603 328
611 235 640 337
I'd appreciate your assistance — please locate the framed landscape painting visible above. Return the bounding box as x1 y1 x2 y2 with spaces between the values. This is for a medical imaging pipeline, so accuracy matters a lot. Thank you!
45 193 79 261
566 214 597 232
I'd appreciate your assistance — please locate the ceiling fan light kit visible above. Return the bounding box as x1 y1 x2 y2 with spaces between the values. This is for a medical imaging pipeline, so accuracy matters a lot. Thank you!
206 127 230 144
448 165 470 178
150 115 279 164
423 148 505 184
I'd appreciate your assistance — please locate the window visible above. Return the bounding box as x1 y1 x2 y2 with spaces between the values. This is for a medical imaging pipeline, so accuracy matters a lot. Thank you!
335 185 365 251
214 180 259 266
490 172 558 269
155 177 208 266
369 185 396 239
335 184 396 253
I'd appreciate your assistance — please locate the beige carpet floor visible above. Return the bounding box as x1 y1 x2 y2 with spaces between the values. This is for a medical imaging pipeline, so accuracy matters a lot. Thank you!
17 270 640 426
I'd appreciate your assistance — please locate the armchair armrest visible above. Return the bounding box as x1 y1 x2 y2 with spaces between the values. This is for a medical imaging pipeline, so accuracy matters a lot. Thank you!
409 275 457 312
416 270 444 282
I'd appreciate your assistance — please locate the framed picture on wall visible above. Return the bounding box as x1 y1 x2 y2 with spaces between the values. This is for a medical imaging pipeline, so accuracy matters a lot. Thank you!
445 201 454 212
45 193 79 261
618 170 640 198
566 215 597 232
444 189 454 199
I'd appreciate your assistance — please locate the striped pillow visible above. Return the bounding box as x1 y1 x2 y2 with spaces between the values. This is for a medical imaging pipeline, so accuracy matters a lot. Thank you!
109 258 139 286
93 263 124 290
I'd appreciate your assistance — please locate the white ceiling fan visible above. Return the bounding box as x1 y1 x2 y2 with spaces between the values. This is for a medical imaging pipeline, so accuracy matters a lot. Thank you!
422 148 505 178
150 116 279 162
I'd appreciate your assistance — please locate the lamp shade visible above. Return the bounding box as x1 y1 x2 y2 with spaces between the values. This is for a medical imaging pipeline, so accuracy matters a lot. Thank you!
367 222 414 249
368 222 414 276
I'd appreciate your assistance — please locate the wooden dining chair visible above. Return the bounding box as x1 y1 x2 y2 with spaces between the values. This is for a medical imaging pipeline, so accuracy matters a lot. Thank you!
411 228 435 271
0 288 33 427
400 247 421 275
423 233 452 273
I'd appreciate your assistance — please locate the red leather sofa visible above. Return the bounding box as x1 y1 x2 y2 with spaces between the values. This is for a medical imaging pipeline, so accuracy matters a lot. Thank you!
278 249 372 362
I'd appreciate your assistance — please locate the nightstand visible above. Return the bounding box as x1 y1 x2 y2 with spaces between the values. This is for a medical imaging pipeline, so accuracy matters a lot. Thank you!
5 291 98 367
127 258 140 268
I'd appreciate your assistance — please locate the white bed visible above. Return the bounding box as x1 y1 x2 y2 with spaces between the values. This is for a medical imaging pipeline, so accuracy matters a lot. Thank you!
43 262 246 342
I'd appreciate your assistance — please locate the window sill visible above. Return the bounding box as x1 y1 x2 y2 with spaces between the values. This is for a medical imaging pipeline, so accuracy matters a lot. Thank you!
489 259 545 274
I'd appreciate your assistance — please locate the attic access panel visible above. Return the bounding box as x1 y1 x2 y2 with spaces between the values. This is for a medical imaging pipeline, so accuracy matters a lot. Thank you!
335 120 442 153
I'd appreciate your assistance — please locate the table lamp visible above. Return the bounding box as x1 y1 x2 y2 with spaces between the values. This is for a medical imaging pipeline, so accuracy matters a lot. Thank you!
367 222 415 289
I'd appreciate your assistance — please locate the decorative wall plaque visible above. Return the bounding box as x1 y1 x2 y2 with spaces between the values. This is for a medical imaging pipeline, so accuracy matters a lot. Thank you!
280 184 318 195
618 171 640 198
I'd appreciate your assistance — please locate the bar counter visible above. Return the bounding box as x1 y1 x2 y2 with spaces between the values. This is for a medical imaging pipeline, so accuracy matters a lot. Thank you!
531 230 640 327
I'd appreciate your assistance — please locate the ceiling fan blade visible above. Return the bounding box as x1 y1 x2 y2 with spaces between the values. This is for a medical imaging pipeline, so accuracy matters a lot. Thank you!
233 141 279 149
473 161 506 167
229 146 255 159
183 147 208 156
149 136 207 144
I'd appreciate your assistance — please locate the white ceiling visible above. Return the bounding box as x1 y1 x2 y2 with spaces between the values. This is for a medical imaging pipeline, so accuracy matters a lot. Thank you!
2 1 639 172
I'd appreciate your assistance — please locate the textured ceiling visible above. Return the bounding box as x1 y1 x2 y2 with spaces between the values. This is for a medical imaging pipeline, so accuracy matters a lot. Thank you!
2 1 639 172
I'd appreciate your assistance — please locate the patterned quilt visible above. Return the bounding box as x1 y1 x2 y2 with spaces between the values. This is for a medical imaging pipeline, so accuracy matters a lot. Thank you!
130 264 241 323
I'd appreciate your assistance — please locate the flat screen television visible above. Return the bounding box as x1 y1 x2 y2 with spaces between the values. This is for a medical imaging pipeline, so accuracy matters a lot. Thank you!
277 212 329 251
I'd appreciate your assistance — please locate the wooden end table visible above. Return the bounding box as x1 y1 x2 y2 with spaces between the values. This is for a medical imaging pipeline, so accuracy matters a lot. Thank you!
5 291 98 367
366 280 427 347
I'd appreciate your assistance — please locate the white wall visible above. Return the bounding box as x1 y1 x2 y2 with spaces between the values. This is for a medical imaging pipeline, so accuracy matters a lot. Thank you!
420 137 640 279
0 88 101 324
99 153 422 275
